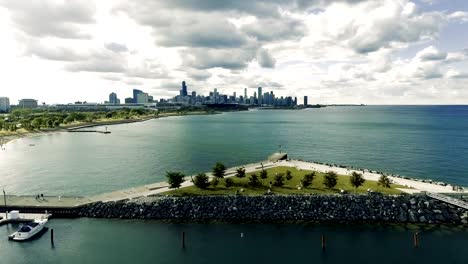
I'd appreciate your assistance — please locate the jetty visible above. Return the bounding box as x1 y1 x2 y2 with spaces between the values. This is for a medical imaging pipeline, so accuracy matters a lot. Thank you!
1 154 468 216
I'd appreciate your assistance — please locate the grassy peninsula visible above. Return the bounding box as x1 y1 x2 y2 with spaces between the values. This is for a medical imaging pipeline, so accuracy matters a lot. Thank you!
166 166 405 196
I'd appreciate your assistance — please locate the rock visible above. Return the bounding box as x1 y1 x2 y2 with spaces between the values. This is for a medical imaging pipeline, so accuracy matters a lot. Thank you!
409 198 417 205
419 215 427 223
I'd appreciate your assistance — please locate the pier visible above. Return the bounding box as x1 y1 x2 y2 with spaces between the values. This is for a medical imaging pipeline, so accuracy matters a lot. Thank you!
426 192 468 210
0 211 51 226
1 154 468 215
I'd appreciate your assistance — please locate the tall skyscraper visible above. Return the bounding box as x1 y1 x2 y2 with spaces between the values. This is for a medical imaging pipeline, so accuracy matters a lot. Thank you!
109 92 118 105
258 87 262 105
180 81 188 97
304 96 308 106
244 88 247 100
0 97 10 112
133 89 143 103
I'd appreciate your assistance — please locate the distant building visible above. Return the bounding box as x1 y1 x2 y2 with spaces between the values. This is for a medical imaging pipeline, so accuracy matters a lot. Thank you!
136 92 149 104
124 97 133 104
304 96 308 106
109 92 119 105
0 97 10 112
180 81 188 97
257 87 262 105
133 89 143 103
244 88 247 103
18 99 38 109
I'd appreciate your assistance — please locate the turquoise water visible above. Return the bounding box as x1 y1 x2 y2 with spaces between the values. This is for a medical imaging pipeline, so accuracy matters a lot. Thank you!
1 106 468 196
1 219 468 264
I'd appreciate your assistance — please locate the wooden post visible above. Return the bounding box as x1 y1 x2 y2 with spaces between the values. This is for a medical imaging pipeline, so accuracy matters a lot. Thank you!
3 189 7 220
321 234 326 251
182 231 185 249
51 228 54 245
413 232 419 248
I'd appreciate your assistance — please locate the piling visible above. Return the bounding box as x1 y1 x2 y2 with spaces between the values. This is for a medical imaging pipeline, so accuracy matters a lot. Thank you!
182 231 185 249
51 228 54 245
321 234 326 251
413 232 419 248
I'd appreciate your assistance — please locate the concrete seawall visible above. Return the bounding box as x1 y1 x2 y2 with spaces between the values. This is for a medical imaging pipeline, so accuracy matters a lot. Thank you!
74 194 468 225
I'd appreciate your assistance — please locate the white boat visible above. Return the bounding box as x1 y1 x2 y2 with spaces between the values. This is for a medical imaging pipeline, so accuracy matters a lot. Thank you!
8 219 48 241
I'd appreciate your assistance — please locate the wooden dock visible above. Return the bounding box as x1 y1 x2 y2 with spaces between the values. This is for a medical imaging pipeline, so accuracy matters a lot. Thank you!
426 192 468 210
0 212 52 226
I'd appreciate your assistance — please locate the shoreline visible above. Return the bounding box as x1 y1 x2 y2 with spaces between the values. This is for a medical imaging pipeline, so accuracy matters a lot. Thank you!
0 110 218 147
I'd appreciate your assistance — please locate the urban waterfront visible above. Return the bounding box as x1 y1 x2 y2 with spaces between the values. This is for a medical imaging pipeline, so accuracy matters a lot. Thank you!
1 106 468 196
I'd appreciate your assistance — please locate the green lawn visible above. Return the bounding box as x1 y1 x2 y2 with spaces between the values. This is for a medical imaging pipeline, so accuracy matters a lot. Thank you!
165 166 405 196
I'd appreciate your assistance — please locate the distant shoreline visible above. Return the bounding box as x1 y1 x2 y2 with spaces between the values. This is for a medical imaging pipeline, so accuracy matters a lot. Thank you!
0 111 217 147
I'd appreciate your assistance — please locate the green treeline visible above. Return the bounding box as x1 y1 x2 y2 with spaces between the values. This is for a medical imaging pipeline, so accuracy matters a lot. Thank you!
0 108 151 131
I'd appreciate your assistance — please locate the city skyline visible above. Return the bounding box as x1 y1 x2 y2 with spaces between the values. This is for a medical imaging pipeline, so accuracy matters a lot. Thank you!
1 1 468 104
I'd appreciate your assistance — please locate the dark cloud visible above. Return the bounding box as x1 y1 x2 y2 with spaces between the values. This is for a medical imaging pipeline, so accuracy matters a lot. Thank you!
3 0 96 39
25 41 86 61
105 43 129 53
256 48 276 68
66 60 126 73
241 17 306 42
125 59 169 79
186 68 212 81
180 47 256 70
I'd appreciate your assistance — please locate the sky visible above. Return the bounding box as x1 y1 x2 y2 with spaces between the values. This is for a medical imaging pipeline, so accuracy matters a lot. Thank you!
0 0 467 105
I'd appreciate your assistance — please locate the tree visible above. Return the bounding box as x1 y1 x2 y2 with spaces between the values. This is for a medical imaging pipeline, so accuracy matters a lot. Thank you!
193 173 210 189
248 173 261 187
166 171 185 189
378 174 391 188
301 172 316 188
260 170 268 184
350 172 365 192
285 170 293 181
225 178 234 188
236 167 246 178
212 162 226 179
273 173 285 187
323 171 338 189
211 177 219 187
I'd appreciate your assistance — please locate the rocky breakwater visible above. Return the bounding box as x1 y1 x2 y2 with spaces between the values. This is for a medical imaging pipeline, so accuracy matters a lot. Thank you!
76 194 468 224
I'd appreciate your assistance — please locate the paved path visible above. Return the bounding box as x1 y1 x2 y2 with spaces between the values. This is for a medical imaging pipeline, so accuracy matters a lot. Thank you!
426 193 468 210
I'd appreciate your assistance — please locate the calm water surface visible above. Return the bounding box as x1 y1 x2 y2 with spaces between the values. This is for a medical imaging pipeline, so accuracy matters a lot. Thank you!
1 106 468 195
1 219 468 264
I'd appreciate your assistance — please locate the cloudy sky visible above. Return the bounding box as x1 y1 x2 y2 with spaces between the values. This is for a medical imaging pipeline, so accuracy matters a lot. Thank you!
0 0 467 105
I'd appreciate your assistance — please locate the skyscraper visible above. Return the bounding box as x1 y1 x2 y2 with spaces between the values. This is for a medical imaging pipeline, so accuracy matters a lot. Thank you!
133 89 143 103
180 81 188 97
244 88 247 102
0 97 10 112
109 92 118 105
258 87 262 105
304 96 308 106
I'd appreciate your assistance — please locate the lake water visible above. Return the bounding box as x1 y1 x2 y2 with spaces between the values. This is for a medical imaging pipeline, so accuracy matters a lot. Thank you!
1 106 468 263
1 106 468 196
1 219 468 264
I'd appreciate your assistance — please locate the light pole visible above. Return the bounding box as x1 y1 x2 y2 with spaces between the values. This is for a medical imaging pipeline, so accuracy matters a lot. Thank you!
3 189 6 219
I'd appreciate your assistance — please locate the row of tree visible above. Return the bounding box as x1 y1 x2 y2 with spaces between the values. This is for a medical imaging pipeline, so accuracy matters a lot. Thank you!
0 108 152 132
166 161 393 191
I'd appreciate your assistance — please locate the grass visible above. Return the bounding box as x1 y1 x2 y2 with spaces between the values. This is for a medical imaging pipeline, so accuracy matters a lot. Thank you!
166 166 405 196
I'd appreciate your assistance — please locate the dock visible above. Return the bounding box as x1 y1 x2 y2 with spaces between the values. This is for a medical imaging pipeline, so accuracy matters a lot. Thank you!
426 192 468 210
0 212 51 226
